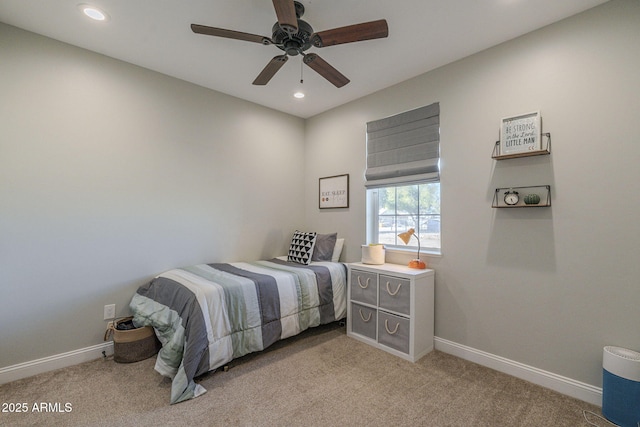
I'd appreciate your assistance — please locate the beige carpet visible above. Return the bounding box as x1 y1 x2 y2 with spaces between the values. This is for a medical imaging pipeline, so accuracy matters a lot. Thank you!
0 323 606 426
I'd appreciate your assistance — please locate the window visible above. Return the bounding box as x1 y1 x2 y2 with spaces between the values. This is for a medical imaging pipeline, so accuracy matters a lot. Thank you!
365 102 440 253
367 183 440 252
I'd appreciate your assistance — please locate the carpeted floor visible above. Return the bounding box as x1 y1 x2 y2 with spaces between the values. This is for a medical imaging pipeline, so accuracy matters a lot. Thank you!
0 323 607 426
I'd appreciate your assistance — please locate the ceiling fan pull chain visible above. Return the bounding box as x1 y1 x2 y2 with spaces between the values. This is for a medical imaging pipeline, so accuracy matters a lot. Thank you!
300 58 304 84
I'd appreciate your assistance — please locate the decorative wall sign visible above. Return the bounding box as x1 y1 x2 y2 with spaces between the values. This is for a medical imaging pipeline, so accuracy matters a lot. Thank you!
500 111 541 155
319 174 349 209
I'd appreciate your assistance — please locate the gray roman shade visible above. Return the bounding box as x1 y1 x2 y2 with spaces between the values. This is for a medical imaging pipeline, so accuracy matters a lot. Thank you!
365 103 440 188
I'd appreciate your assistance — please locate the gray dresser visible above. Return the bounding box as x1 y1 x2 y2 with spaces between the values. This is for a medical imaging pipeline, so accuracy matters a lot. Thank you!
347 262 434 362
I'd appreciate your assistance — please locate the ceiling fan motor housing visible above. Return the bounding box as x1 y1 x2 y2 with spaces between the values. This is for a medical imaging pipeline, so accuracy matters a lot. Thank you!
272 19 313 56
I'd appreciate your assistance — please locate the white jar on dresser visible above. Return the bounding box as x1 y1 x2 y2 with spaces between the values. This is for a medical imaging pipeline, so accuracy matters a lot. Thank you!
347 262 434 362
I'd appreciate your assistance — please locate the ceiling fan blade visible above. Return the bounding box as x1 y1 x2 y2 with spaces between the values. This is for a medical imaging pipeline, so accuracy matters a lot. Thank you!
191 24 272 45
272 0 298 33
303 53 350 88
253 55 289 85
311 19 388 48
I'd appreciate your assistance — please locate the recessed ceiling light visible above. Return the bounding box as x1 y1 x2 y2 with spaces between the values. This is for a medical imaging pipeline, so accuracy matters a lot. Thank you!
293 92 305 99
78 4 109 21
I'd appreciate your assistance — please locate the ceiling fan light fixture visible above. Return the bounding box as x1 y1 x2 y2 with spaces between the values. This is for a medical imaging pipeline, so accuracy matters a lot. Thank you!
78 4 109 22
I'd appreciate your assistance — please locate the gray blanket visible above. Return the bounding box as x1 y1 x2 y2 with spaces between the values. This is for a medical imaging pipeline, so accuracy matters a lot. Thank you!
130 258 347 404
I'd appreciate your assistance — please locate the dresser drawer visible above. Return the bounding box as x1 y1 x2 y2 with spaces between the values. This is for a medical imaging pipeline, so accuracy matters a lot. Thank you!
351 303 377 340
350 270 378 305
378 275 410 315
377 311 410 354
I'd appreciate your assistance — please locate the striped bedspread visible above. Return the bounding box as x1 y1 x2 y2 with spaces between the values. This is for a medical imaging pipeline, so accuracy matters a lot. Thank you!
129 258 347 404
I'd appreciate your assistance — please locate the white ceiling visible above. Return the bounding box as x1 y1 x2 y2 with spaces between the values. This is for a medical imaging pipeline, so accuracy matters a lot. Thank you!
0 0 609 118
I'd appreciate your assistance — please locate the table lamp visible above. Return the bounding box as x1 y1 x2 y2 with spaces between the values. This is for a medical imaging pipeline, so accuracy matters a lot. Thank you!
398 228 427 269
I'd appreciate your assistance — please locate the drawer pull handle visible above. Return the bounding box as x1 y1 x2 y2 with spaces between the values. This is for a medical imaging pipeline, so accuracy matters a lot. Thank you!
357 276 370 289
386 281 402 296
358 309 372 322
384 319 400 335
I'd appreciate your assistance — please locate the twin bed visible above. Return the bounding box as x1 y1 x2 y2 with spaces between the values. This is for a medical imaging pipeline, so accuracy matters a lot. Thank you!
129 232 347 404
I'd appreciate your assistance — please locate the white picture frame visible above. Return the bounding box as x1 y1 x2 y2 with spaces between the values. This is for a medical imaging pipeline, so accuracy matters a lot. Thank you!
500 111 541 155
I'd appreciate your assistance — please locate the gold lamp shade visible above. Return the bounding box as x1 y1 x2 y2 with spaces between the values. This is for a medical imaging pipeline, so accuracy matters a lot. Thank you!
398 228 415 245
397 228 427 269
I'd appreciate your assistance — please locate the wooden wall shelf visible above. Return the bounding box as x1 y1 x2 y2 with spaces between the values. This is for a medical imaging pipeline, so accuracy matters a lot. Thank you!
492 185 551 208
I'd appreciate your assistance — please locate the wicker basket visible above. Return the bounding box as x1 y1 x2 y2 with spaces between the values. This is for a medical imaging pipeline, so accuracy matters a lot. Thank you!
105 317 161 363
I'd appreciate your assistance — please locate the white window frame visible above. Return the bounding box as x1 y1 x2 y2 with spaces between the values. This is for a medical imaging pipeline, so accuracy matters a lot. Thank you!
366 182 441 255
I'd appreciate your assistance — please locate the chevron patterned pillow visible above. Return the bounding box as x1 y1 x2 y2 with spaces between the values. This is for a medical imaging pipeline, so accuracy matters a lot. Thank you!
287 230 317 265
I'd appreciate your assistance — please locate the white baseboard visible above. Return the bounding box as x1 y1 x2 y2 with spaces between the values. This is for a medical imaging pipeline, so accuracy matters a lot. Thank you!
0 342 114 385
434 337 603 407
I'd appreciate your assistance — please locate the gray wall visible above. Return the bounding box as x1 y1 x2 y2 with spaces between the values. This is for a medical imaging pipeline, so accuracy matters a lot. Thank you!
0 23 305 367
304 0 640 388
2 0 639 394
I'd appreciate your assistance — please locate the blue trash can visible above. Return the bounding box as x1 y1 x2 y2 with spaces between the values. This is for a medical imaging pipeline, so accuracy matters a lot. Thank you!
602 346 640 427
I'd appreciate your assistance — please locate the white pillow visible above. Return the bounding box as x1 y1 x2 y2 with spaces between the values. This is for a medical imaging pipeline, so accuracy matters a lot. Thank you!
331 238 345 262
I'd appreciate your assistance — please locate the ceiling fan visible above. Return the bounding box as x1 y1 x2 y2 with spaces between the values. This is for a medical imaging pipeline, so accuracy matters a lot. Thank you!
191 0 389 88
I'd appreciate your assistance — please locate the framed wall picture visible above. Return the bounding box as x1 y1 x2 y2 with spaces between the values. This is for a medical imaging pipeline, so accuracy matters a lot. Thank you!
500 111 541 155
319 174 349 209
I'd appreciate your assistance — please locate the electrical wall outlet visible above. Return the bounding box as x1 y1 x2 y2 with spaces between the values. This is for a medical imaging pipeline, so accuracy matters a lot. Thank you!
104 304 116 320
